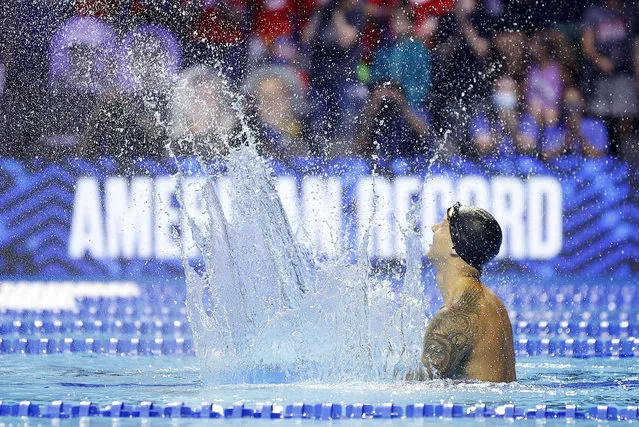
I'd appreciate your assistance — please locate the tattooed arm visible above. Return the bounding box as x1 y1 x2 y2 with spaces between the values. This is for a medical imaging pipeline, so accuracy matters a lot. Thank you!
421 289 481 379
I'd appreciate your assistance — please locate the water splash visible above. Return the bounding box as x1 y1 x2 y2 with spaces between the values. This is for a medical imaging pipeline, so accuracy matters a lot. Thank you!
180 142 429 384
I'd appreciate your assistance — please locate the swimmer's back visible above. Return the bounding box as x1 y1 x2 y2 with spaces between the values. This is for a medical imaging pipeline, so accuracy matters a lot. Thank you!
465 285 516 382
422 284 516 382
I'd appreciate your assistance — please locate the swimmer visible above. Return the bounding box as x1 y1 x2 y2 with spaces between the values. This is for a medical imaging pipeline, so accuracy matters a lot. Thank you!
421 202 516 382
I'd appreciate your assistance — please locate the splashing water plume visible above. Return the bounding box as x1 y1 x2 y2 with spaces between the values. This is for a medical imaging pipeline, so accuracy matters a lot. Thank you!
175 72 429 384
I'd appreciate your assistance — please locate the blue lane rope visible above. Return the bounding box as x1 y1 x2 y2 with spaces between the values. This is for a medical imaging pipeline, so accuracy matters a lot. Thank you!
0 336 637 357
515 337 638 357
0 401 637 421
3 310 639 326
0 337 194 356
513 319 638 337
3 318 639 338
0 319 189 335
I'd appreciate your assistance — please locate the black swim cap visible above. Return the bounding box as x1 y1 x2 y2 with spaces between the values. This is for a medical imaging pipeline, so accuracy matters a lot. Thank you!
447 202 502 270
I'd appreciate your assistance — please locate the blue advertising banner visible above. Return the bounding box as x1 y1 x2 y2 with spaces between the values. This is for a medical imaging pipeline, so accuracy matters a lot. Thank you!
0 156 637 279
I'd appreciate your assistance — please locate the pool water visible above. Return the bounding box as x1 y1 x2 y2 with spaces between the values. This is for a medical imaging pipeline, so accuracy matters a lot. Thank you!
0 354 638 409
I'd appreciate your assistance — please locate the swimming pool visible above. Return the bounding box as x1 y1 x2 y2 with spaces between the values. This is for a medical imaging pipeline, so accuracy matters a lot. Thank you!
0 278 638 422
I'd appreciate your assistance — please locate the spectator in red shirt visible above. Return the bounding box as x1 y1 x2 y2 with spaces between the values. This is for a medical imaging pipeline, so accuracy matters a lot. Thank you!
186 0 249 84
410 0 454 46
248 0 317 70
252 0 296 46
410 0 454 22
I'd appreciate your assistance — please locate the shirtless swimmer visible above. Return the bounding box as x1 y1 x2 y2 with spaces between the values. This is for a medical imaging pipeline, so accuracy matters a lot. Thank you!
421 202 516 382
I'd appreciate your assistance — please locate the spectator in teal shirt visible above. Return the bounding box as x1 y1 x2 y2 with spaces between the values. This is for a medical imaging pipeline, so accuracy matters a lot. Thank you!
370 5 432 110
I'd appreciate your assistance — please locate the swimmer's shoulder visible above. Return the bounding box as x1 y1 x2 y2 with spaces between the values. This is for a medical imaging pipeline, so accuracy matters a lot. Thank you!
479 285 510 321
430 286 483 335
454 284 509 335
446 285 483 319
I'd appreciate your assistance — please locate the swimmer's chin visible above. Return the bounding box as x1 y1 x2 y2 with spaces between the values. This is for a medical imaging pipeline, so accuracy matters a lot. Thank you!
426 245 434 259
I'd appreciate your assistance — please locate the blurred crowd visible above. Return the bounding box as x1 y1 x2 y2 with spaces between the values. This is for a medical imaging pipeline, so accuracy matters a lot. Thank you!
0 0 638 165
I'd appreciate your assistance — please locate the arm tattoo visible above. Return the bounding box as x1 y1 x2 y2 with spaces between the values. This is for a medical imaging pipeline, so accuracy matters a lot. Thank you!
422 288 481 379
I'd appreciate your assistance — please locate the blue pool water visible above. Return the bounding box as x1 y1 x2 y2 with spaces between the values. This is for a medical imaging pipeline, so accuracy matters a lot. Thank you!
0 354 638 409
0 277 638 423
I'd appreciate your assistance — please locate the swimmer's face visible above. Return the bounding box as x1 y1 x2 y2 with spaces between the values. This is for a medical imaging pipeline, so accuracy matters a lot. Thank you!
427 208 456 262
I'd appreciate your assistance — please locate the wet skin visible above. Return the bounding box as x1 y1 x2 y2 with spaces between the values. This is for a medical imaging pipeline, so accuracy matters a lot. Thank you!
421 211 516 383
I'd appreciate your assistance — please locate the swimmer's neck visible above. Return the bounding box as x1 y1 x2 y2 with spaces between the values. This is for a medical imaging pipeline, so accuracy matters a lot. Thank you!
435 262 482 305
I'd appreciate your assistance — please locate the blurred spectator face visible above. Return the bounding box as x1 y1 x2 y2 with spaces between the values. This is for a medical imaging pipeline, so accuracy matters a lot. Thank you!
563 87 585 118
257 77 294 129
171 66 236 152
493 76 518 112
494 31 527 76
456 0 476 17
390 7 413 38
188 83 234 135
529 33 549 64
